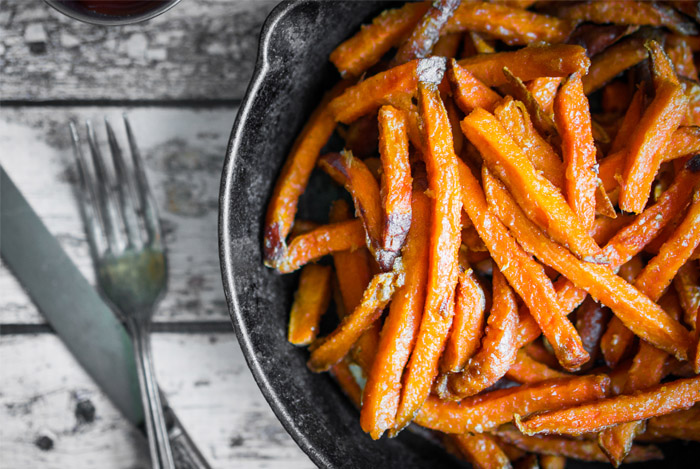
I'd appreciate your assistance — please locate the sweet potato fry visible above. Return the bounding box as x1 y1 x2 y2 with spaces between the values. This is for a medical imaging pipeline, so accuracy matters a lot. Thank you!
458 161 588 371
308 271 402 372
501 68 559 144
589 215 633 247
278 219 366 274
635 192 700 301
609 86 645 155
527 77 561 115
393 0 460 65
329 2 430 77
448 267 519 397
602 80 634 114
360 190 430 440
494 98 564 190
484 173 694 361
443 1 573 46
561 0 697 36
517 376 700 436
523 341 560 370
554 72 597 230
682 78 700 126
457 44 590 88
568 23 640 58
264 80 351 265
319 151 390 268
674 260 700 329
329 200 378 374
466 31 496 55
619 42 689 214
601 127 700 193
646 405 700 441
452 433 513 469
393 72 462 431
497 427 663 464
288 264 333 345
415 375 610 434
581 35 648 95
462 108 604 263
441 268 487 373
506 349 570 384
449 59 501 114
330 60 418 124
378 105 412 270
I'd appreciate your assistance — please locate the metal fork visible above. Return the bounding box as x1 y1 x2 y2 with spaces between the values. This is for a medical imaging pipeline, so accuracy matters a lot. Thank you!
69 116 175 469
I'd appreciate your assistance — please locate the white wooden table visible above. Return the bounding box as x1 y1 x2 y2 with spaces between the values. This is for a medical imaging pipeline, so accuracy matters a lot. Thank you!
0 1 313 467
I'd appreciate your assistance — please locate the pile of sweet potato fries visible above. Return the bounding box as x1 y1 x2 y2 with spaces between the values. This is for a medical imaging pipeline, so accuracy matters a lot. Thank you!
262 1 700 467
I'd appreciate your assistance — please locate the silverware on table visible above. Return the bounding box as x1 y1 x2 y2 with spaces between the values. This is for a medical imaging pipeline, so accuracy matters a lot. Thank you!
70 116 174 469
0 166 211 469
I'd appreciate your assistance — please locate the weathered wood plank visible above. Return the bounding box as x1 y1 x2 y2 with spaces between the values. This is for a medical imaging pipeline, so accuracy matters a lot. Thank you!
0 0 278 102
0 333 312 468
0 106 239 324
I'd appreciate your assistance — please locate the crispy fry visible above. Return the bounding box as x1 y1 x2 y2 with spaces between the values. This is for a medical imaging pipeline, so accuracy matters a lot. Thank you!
484 173 694 361
329 2 430 77
517 376 700 436
378 106 412 270
581 35 648 95
360 190 430 440
441 269 487 373
682 78 700 126
452 433 513 469
393 0 460 65
635 192 700 301
675 260 700 329
527 77 561 115
569 23 640 58
308 271 402 372
449 59 501 114
448 267 519 397
443 1 573 46
457 44 590 88
494 98 564 190
554 72 597 229
288 264 333 345
609 86 645 155
415 375 610 434
343 115 379 158
278 219 366 274
393 73 462 431
264 80 351 265
619 42 689 214
646 405 700 441
319 151 390 268
506 349 570 384
501 68 559 145
462 108 604 263
497 427 663 464
561 0 697 35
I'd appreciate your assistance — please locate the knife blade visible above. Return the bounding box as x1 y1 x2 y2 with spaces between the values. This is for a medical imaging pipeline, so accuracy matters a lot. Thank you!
1 166 210 469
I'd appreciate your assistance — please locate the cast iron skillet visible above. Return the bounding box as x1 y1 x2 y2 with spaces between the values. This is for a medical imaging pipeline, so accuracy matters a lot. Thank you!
219 2 697 467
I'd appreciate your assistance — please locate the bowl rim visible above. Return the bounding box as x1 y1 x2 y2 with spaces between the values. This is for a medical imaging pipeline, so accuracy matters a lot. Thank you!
218 1 331 467
43 0 182 26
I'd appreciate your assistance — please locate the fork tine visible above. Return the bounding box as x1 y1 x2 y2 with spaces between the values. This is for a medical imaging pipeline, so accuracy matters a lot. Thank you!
105 118 143 248
69 122 107 257
86 120 124 252
123 114 162 247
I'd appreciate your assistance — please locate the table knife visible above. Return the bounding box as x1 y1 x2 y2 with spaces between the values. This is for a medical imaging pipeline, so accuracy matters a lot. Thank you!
0 166 210 469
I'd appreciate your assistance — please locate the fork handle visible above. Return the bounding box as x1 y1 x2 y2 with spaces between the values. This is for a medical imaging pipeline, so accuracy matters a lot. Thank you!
130 318 176 469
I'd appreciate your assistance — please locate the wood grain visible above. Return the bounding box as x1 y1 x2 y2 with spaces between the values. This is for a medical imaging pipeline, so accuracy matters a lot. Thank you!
0 107 237 324
0 0 278 102
0 333 312 468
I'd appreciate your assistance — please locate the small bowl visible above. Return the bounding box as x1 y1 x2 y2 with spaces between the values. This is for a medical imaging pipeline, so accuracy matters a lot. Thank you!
219 1 699 468
44 0 181 26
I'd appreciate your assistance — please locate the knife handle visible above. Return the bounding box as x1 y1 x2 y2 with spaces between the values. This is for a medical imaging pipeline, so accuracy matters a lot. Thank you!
162 395 212 469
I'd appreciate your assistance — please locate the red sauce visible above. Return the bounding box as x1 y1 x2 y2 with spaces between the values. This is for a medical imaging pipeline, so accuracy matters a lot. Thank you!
58 0 169 17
